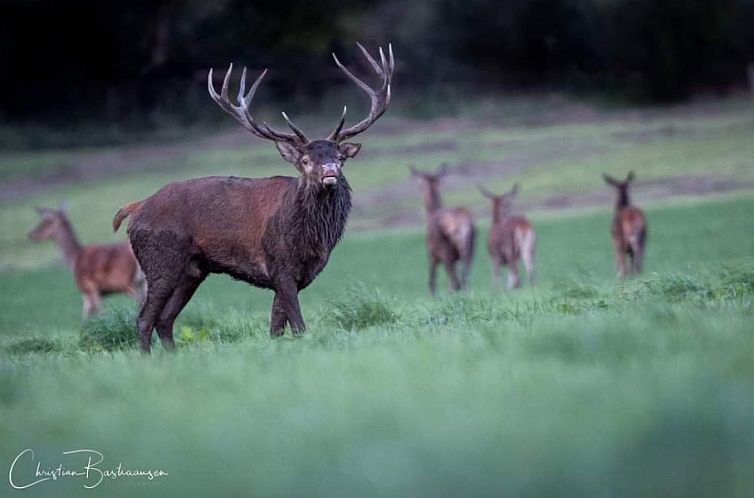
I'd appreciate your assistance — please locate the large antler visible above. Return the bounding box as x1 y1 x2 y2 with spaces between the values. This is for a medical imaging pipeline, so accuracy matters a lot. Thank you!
208 64 308 145
327 43 394 143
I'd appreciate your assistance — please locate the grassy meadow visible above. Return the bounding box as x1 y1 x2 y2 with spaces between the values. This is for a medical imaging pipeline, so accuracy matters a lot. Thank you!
1 97 753 497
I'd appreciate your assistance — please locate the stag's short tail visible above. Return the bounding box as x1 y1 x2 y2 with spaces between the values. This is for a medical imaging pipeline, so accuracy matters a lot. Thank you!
113 200 144 232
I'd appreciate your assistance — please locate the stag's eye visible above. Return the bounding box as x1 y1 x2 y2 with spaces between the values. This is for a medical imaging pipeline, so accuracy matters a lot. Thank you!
302 157 310 166
337 154 345 162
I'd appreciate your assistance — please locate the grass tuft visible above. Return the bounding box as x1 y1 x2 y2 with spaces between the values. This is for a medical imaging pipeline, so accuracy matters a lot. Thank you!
79 306 138 351
323 284 399 330
3 336 65 355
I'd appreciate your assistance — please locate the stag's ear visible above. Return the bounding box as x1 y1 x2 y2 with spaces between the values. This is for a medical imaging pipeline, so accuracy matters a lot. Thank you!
275 141 302 166
626 170 636 183
603 174 620 187
339 142 361 159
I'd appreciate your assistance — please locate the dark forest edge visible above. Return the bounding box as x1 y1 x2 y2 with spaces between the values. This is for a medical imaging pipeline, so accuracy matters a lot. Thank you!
2 0 753 127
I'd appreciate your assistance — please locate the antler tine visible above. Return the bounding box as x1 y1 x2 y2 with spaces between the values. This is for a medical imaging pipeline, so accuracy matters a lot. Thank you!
327 106 348 141
357 42 384 77
209 65 307 145
329 43 394 143
281 112 308 142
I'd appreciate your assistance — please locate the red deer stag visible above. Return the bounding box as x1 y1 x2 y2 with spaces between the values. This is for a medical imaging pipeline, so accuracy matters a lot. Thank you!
29 206 145 318
480 184 536 289
113 44 394 353
410 165 475 295
603 171 647 278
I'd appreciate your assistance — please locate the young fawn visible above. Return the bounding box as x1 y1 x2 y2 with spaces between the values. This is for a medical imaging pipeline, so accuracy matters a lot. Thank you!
29 206 145 318
479 184 536 289
411 165 476 294
603 171 647 278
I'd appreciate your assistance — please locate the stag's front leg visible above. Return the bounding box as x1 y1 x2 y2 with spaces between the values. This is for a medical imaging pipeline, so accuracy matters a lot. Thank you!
270 293 289 337
274 279 306 334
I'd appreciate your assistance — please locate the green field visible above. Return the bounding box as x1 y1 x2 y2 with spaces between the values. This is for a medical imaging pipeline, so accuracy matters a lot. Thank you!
1 99 754 497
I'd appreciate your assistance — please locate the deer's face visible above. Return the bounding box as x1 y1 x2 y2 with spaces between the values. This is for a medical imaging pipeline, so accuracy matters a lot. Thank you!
603 172 635 206
29 209 63 241
276 140 361 188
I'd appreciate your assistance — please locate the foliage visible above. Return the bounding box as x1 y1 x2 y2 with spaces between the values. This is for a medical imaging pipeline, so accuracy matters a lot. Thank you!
78 306 139 351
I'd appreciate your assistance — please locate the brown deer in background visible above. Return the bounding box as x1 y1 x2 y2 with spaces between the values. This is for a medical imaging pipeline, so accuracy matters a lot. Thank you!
603 171 647 278
480 184 536 289
410 165 476 295
29 206 145 318
113 44 394 353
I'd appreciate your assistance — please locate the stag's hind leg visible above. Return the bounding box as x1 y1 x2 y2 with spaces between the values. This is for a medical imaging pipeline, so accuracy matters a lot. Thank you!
131 231 192 353
155 267 206 350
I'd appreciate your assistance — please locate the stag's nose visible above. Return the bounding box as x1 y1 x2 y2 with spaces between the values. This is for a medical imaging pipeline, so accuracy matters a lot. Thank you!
321 162 340 185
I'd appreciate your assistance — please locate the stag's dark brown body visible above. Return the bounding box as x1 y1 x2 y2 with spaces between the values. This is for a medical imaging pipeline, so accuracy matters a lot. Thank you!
411 166 475 294
603 171 647 278
115 43 393 353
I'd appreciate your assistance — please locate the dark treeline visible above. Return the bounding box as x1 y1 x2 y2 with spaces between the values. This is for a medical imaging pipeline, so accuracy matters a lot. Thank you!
2 0 753 124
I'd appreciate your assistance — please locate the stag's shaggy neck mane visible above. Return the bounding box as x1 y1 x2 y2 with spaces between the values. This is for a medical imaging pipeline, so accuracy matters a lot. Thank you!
54 217 83 269
287 178 352 254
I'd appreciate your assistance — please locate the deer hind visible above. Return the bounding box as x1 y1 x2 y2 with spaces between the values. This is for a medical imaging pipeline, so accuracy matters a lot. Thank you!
479 184 536 289
603 171 647 278
411 164 476 295
29 206 145 318
114 43 394 353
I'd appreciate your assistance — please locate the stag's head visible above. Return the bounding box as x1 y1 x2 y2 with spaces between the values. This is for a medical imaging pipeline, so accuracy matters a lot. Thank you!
410 164 449 211
603 171 635 208
208 44 393 189
479 184 519 221
28 206 67 241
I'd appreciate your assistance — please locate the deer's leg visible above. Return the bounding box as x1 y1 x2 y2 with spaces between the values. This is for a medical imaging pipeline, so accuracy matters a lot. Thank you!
274 279 306 334
428 256 439 296
613 239 627 279
155 271 206 350
507 262 521 289
81 286 102 319
270 293 288 337
443 258 462 291
491 258 502 291
631 230 646 274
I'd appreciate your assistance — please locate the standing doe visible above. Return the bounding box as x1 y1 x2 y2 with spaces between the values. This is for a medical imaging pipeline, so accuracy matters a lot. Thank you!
603 171 647 278
411 165 475 294
29 206 145 318
479 184 536 289
113 44 394 353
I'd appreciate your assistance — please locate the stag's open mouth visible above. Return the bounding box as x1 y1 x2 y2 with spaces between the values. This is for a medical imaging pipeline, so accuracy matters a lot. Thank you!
322 174 338 185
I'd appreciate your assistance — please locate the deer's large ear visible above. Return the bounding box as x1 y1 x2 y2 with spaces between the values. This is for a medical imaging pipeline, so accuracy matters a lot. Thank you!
275 141 302 165
603 174 619 187
626 170 636 183
510 183 520 196
339 142 361 159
